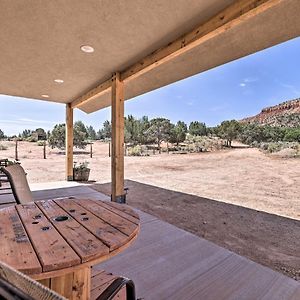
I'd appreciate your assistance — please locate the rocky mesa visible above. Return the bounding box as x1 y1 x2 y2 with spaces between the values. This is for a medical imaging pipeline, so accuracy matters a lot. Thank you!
241 98 300 127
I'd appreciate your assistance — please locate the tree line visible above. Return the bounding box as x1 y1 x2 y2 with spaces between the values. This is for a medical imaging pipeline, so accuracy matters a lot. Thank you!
1 117 299 150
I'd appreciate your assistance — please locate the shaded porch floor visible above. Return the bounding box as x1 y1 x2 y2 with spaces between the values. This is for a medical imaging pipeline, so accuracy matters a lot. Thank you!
1 182 300 299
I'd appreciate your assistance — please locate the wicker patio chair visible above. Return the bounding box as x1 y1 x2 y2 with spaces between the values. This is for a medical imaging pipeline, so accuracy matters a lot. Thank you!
0 261 65 300
0 261 136 300
0 164 33 204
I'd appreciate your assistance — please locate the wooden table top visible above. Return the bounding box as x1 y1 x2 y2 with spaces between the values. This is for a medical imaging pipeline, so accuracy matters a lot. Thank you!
0 198 140 279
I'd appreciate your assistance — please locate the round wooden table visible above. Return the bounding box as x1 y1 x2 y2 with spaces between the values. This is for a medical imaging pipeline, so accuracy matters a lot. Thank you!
0 198 140 299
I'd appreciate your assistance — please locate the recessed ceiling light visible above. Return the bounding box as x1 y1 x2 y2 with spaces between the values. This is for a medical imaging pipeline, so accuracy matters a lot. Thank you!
41 94 49 98
54 79 64 83
80 45 94 53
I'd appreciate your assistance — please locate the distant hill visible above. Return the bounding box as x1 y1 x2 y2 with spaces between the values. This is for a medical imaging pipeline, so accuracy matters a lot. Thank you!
241 98 300 127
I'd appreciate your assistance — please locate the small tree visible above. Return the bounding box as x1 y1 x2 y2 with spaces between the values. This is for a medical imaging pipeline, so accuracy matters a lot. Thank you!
21 129 32 139
102 120 112 139
0 129 4 140
136 116 151 144
48 124 65 149
125 115 138 143
189 121 207 136
284 128 300 142
169 121 187 145
146 118 173 153
217 120 241 147
86 125 97 140
48 122 88 149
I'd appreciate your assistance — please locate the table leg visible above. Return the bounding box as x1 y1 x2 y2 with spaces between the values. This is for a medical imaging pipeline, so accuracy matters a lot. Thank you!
38 267 91 300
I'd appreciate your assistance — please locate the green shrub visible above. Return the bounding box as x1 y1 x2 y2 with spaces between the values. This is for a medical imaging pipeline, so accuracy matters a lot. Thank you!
26 136 37 142
128 145 143 156
37 141 45 146
267 142 282 153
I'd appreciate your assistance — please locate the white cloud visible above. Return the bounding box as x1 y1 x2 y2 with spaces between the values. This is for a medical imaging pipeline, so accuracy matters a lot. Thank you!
18 118 56 124
239 77 258 87
244 77 258 83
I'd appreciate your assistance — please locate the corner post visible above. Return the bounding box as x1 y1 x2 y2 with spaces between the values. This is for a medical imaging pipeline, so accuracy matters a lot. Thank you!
111 72 125 202
66 103 74 181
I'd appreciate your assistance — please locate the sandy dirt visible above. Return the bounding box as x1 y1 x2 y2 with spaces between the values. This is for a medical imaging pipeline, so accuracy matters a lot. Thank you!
1 140 298 220
1 140 299 279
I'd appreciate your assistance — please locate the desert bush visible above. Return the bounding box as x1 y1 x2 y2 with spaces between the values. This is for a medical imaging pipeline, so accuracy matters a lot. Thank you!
257 141 300 155
37 141 45 146
273 148 299 158
266 142 282 153
26 136 37 142
0 144 8 150
127 145 143 156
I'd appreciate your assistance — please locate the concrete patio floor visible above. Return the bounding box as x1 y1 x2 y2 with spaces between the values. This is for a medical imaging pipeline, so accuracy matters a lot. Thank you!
1 181 300 299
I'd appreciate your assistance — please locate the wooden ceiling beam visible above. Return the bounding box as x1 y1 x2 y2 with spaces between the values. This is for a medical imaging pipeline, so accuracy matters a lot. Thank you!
70 78 111 108
71 0 281 109
121 0 281 82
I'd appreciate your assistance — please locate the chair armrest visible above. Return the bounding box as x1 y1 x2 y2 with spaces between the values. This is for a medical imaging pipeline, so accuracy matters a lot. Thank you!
96 277 136 300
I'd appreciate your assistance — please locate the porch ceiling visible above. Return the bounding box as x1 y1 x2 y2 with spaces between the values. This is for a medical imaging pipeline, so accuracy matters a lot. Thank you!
0 0 299 113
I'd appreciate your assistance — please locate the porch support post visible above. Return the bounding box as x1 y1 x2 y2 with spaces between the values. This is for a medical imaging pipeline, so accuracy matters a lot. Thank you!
111 72 125 202
66 103 74 181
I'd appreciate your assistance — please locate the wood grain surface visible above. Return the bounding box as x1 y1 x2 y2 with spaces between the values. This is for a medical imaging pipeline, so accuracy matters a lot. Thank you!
0 198 140 276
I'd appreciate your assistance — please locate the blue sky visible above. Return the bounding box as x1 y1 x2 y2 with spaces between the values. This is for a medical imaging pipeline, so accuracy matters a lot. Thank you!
1 37 300 136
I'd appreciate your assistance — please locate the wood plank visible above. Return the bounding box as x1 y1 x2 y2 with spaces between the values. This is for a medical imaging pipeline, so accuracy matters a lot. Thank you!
16 203 80 272
100 218 300 300
36 200 109 262
0 206 42 274
75 199 138 238
91 271 114 291
111 72 124 202
71 79 111 109
91 273 126 300
99 201 140 224
38 278 51 288
50 272 74 299
72 267 91 300
66 103 74 181
54 198 129 250
49 267 91 300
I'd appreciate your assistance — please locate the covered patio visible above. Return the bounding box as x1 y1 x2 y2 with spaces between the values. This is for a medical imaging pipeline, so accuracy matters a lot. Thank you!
1 0 300 299
6 181 299 299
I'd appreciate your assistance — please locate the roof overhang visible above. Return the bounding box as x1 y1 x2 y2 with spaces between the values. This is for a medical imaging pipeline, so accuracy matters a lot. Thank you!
1 0 299 113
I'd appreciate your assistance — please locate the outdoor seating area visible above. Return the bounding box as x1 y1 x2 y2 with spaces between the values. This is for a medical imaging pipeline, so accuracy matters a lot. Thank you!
0 182 299 299
0 182 139 299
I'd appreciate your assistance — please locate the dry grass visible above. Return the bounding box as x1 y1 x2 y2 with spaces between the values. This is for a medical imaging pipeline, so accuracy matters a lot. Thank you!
1 140 299 220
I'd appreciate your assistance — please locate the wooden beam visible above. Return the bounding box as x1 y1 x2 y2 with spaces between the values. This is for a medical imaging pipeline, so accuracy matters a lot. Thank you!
65 103 74 181
121 0 281 82
111 72 124 202
71 0 280 109
70 78 111 109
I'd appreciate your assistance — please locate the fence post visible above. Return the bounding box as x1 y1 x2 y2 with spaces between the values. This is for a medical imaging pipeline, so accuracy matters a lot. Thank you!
43 141 46 159
15 139 18 161
90 143 93 158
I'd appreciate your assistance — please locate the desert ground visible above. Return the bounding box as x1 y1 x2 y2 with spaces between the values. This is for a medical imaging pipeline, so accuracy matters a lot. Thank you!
1 140 299 220
1 140 299 279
